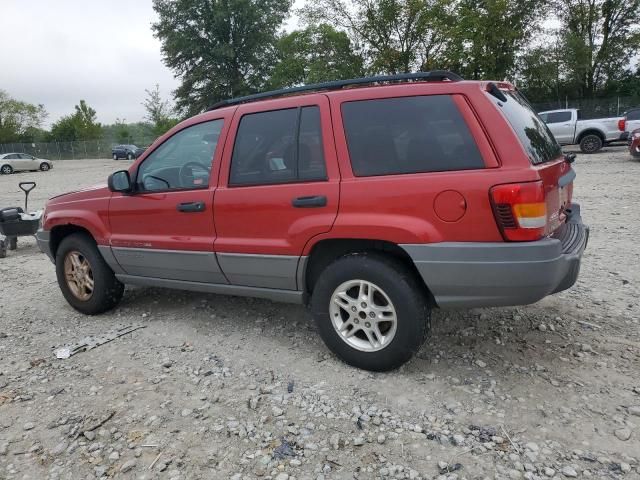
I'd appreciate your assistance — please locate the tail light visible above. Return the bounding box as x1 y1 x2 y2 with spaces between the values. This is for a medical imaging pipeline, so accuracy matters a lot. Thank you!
490 181 547 241
618 119 626 131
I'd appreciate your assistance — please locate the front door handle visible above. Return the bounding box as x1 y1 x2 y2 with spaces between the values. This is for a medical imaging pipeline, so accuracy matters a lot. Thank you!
292 195 327 208
177 201 205 212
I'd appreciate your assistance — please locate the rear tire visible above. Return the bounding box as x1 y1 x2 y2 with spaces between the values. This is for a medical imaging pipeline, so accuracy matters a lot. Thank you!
1 164 13 174
113 153 118 160
40 162 50 171
55 233 124 315
579 134 603 154
7 237 17 250
311 253 431 371
0 240 6 258
127 153 133 160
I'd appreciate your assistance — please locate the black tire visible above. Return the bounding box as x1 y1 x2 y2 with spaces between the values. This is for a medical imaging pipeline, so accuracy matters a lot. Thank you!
40 162 50 171
127 153 133 160
1 164 13 175
579 134 603 154
113 153 118 160
311 253 431 371
0 240 6 258
7 237 17 250
55 233 124 315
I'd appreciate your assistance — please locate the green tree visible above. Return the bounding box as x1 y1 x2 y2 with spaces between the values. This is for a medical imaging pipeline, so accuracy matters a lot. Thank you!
49 100 102 141
152 0 291 116
142 84 179 137
115 118 132 144
270 24 364 88
302 0 450 74
556 0 640 98
0 90 48 143
441 0 543 80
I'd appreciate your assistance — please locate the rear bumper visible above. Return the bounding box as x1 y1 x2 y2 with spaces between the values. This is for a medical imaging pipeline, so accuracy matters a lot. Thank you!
36 229 53 262
401 204 589 309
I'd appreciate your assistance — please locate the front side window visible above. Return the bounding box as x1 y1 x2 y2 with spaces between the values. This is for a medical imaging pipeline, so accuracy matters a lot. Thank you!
341 95 485 177
137 120 223 192
230 106 327 186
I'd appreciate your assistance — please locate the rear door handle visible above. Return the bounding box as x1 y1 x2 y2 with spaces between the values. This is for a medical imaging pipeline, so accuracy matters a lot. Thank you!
291 195 327 208
177 201 205 212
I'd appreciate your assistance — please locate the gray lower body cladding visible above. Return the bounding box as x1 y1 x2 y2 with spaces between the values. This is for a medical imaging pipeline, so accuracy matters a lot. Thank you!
401 205 588 309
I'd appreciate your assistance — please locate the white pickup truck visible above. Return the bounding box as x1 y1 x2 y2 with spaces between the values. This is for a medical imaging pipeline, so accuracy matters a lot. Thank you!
538 108 625 153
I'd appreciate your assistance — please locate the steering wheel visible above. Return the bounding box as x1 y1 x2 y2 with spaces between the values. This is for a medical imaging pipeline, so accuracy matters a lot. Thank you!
179 161 210 188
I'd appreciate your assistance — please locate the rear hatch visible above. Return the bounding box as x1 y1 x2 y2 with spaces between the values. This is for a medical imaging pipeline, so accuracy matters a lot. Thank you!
486 85 573 238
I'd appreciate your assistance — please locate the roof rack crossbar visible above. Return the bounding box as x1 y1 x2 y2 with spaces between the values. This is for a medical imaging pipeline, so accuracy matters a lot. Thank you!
206 70 463 111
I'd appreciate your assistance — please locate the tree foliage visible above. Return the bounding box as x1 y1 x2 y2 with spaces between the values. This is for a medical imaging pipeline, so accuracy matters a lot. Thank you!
302 0 449 74
49 100 102 141
0 90 48 143
143 84 179 136
270 24 364 88
152 0 291 116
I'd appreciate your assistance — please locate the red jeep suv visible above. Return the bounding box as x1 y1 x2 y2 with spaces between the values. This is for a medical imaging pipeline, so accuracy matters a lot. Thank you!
37 72 588 371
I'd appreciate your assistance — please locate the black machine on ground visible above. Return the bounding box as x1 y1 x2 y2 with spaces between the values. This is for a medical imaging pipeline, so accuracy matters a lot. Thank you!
0 182 42 258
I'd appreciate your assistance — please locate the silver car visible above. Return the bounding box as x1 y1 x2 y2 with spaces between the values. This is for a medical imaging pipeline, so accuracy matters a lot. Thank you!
0 153 53 174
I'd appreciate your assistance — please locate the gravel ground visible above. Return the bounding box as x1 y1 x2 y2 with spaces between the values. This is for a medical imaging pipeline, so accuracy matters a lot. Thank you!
1 148 639 480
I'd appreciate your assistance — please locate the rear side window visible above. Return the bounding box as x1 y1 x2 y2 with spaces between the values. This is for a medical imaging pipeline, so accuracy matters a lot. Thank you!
545 111 572 123
230 106 327 186
627 109 640 121
341 95 484 177
488 91 562 165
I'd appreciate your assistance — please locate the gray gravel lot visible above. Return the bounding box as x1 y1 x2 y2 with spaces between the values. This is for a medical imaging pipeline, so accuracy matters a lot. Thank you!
1 149 639 479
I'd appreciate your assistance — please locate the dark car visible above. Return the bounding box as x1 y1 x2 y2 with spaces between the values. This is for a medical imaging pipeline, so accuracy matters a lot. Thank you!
112 145 145 160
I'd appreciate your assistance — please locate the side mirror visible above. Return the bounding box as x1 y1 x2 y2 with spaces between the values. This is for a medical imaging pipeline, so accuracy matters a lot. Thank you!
108 170 132 193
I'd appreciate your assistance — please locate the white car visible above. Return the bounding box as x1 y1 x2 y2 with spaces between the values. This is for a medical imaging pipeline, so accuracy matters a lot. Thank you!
538 108 625 153
0 153 53 174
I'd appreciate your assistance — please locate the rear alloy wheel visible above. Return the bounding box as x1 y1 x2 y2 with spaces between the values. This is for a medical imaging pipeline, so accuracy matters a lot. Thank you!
40 162 50 171
311 253 431 371
1 164 13 174
579 134 603 154
55 233 124 314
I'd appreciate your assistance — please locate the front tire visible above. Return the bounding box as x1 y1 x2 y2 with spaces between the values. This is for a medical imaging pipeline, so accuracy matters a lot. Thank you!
311 253 431 371
40 162 50 171
1 164 13 174
113 153 118 160
55 233 124 315
579 134 603 154
127 153 133 160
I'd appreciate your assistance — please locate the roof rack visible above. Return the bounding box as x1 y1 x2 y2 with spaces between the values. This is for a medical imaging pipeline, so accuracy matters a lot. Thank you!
206 71 463 111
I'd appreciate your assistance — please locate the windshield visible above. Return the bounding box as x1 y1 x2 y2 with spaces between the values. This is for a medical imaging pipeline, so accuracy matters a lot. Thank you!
127 145 138 149
487 90 563 165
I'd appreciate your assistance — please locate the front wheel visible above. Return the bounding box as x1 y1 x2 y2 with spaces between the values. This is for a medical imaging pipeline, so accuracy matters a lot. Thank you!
311 253 431 371
55 233 124 315
112 153 118 160
127 153 133 160
579 134 603 154
1 164 13 174
40 162 50 171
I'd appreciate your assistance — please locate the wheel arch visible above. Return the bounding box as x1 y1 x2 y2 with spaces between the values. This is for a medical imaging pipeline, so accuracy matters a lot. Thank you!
576 128 605 143
50 224 95 260
301 238 435 305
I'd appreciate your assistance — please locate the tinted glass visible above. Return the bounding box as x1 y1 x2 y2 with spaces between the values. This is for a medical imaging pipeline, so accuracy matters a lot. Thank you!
230 107 327 186
487 91 562 165
627 109 640 121
6 154 19 159
341 95 484 177
299 106 327 181
546 111 572 123
137 119 223 191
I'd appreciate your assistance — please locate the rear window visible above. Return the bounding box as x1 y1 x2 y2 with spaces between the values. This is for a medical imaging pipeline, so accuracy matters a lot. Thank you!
489 91 562 165
341 95 484 177
627 109 640 121
545 111 572 124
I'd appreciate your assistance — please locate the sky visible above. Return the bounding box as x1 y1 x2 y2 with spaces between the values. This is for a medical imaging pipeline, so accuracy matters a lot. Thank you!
0 0 302 128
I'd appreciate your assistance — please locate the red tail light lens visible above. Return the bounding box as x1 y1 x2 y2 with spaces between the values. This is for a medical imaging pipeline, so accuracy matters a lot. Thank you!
618 119 626 131
490 181 547 241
